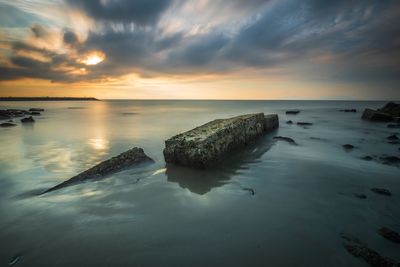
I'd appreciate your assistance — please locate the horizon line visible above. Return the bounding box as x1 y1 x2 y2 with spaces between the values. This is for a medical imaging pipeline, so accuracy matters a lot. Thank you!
0 96 398 101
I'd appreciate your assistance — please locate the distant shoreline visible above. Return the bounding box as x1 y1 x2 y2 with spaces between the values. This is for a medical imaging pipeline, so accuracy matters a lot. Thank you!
0 97 99 101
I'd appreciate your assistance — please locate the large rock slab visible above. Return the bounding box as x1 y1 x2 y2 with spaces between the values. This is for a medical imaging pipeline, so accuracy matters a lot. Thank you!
41 147 153 194
163 113 279 168
379 102 400 117
362 108 393 121
362 102 400 122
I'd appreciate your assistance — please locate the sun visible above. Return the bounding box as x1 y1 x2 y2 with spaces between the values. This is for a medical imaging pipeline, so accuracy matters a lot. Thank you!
79 51 105 65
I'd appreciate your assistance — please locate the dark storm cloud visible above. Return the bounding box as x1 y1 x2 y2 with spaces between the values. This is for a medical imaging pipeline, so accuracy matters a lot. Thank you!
164 0 400 80
63 30 79 46
12 41 53 55
0 39 85 82
11 56 51 69
165 33 229 70
67 0 173 25
0 0 399 85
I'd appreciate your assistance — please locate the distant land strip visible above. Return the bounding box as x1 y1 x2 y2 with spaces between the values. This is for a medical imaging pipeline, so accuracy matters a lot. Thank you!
0 97 99 101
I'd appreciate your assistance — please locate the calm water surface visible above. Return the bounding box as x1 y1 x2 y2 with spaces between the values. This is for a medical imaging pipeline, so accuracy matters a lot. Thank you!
0 100 399 266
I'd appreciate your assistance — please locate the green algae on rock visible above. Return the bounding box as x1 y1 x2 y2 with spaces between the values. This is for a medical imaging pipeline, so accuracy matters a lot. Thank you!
163 113 278 168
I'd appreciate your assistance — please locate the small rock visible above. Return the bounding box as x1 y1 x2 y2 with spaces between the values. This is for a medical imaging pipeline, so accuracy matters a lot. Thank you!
370 188 392 196
29 108 44 112
297 122 313 126
343 144 354 150
273 136 296 144
243 187 255 195
340 109 357 112
286 120 293 124
386 134 399 140
379 227 400 243
309 137 327 141
387 124 400 128
380 156 400 165
353 193 367 199
9 253 21 266
68 107 85 109
0 114 11 120
0 122 17 127
286 110 300 115
21 116 34 123
361 156 373 161
29 111 41 115
341 233 399 267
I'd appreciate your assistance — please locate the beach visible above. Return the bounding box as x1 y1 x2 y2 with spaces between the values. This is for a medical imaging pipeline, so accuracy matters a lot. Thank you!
0 100 399 266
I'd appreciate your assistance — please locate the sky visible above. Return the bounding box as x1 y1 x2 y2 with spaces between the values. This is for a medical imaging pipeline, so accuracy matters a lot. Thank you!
0 0 399 100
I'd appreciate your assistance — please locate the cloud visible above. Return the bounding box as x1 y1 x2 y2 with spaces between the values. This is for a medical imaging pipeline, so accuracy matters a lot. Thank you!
63 30 79 46
0 3 40 28
0 0 399 87
66 0 174 25
30 24 48 38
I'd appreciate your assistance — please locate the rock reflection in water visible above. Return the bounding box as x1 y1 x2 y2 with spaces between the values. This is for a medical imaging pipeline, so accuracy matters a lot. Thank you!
166 136 274 194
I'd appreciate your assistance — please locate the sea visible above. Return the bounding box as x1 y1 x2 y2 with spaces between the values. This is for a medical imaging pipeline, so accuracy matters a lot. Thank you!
0 100 399 266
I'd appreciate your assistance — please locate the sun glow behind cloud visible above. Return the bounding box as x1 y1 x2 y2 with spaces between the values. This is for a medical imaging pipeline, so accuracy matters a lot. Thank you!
0 0 399 99
79 51 105 65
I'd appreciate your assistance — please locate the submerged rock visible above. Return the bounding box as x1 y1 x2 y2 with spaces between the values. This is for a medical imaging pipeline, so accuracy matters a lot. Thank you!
21 116 34 123
0 114 10 120
341 233 399 267
41 147 153 194
242 187 255 195
386 134 399 140
379 227 400 243
67 107 85 109
163 113 279 168
286 120 293 124
29 108 44 112
1 108 45 120
353 193 367 199
9 253 21 266
343 144 355 150
286 110 300 115
1 109 28 120
361 156 373 161
297 122 313 126
340 109 357 112
380 156 400 166
370 188 392 196
387 124 400 129
0 122 16 127
273 136 296 144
